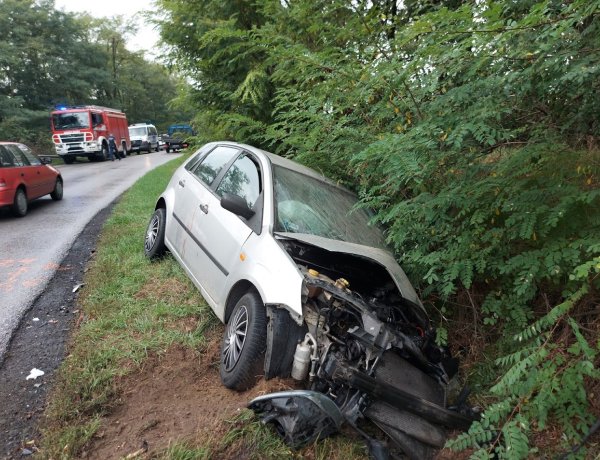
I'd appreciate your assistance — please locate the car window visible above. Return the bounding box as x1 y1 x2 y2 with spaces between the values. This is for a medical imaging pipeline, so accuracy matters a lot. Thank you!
129 127 147 136
190 146 239 186
215 153 261 208
52 111 90 130
91 113 103 127
16 144 41 166
184 144 214 172
5 145 29 166
0 146 16 167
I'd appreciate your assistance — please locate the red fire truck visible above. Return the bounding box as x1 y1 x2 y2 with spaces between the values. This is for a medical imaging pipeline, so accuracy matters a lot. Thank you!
51 106 131 164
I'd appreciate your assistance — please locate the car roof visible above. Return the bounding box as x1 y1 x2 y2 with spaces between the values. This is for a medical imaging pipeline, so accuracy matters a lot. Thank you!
218 142 351 193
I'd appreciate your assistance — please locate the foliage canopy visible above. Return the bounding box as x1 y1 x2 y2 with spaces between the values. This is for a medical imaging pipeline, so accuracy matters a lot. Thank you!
157 0 600 456
0 0 188 150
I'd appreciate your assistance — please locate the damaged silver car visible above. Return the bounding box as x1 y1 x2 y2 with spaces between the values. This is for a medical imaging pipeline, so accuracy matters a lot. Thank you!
144 141 477 458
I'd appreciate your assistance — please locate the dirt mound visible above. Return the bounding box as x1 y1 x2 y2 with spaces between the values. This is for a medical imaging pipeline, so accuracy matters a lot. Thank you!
82 328 296 459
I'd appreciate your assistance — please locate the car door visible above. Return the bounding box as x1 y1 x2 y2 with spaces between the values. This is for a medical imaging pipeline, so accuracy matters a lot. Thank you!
0 145 19 199
149 126 158 149
170 145 241 302
17 144 55 194
192 151 263 306
4 145 45 198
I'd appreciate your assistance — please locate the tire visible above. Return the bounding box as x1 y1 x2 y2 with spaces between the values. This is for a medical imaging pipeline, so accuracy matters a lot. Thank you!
155 143 159 152
63 155 75 165
101 143 108 161
220 291 267 391
11 188 28 217
144 208 166 259
166 147 170 153
50 178 63 201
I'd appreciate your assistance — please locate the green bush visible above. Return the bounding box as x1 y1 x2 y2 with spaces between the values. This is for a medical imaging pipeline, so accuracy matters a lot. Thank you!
157 0 600 456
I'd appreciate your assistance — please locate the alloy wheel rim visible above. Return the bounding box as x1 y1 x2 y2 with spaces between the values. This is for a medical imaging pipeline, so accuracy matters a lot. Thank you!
144 214 159 252
223 305 248 371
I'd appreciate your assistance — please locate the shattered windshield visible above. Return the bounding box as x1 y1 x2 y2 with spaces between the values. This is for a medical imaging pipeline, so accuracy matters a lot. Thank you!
52 112 90 130
273 165 387 249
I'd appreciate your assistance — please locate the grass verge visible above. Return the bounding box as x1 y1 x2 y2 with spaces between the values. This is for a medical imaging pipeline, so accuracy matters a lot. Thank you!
40 154 367 459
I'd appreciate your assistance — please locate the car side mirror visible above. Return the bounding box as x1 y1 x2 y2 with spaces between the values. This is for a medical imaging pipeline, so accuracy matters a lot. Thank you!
40 156 53 164
221 193 255 220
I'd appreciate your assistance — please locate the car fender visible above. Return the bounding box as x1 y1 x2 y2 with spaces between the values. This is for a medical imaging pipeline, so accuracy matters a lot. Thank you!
156 186 177 245
222 232 304 324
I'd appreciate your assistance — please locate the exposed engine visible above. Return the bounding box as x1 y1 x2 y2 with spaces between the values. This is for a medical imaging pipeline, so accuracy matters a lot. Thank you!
250 239 478 459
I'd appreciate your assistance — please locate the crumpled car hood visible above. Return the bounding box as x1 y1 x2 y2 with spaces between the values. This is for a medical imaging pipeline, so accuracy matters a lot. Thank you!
275 232 424 311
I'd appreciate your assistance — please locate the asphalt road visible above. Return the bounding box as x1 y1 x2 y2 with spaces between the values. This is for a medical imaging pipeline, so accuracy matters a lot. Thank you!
0 151 181 362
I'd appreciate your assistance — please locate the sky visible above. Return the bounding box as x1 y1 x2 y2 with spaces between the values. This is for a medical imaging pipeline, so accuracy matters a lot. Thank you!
54 0 162 59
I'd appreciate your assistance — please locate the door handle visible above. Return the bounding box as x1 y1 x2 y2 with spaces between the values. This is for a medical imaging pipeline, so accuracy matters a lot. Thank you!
178 180 185 187
199 203 209 214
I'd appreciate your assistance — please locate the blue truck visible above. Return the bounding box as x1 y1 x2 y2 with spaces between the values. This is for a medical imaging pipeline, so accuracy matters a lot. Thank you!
163 124 195 152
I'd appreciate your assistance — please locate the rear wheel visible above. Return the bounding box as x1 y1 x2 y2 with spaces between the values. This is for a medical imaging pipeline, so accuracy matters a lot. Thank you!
11 188 28 217
220 291 267 391
50 178 63 201
144 208 166 258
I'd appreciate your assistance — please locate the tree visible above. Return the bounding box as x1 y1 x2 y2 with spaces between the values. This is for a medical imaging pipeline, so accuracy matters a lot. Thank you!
0 0 109 114
156 0 600 456
157 0 275 143
0 0 187 150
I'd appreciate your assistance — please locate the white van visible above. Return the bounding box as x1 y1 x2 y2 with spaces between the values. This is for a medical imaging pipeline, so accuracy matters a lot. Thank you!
128 123 159 154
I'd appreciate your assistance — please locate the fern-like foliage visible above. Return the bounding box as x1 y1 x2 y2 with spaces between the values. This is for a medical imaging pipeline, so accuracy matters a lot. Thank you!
158 0 600 455
447 284 599 458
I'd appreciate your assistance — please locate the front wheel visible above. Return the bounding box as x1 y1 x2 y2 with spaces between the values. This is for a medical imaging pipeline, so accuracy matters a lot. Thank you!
101 143 108 161
11 188 28 217
144 208 167 259
50 178 63 201
63 155 75 164
220 292 266 391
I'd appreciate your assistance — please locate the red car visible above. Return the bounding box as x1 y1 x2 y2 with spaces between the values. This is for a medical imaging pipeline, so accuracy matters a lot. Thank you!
0 142 63 217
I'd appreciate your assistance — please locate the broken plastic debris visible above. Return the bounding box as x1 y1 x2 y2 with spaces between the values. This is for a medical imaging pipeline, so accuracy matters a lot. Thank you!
72 283 84 293
26 368 44 380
